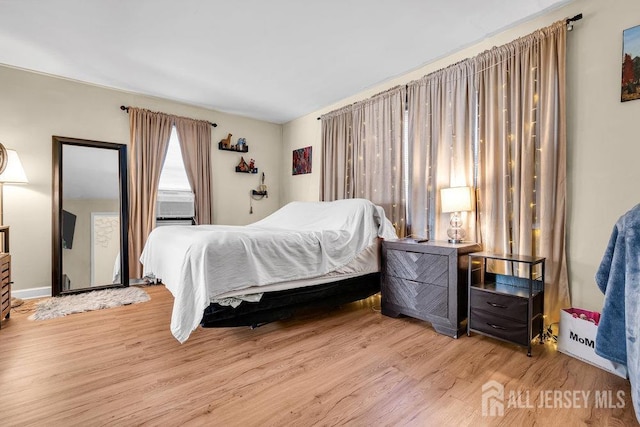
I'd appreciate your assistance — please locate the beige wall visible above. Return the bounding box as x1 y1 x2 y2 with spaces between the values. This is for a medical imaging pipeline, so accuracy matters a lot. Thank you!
212 112 282 225
282 0 640 312
0 65 282 293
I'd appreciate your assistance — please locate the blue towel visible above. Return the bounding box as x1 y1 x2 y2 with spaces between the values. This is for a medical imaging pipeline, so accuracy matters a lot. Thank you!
595 203 640 423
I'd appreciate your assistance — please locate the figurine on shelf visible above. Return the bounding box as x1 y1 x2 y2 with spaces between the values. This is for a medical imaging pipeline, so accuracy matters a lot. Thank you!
220 133 232 148
237 156 250 172
249 158 255 171
236 137 246 151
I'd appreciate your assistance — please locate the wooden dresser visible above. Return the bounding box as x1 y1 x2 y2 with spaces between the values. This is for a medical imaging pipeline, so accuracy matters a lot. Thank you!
381 239 481 338
0 253 10 325
0 225 10 327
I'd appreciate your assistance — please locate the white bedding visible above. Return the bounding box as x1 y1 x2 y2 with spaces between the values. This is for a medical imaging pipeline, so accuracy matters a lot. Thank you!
140 198 397 342
212 241 380 305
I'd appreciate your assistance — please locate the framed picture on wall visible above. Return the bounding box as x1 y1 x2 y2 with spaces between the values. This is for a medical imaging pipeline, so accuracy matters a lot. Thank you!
622 24 640 102
292 146 312 175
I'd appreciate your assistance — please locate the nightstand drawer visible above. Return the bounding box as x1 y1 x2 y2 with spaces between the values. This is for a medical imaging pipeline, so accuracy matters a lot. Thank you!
470 288 528 322
386 249 448 285
383 276 447 318
469 308 529 346
469 309 543 347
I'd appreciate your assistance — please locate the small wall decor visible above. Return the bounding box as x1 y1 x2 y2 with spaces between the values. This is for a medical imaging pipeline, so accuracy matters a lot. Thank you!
219 133 232 148
218 136 248 152
236 156 258 173
292 146 312 175
622 24 640 102
249 172 268 214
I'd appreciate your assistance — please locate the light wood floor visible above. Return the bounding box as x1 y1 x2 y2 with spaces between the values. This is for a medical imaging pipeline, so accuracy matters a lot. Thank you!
0 285 637 426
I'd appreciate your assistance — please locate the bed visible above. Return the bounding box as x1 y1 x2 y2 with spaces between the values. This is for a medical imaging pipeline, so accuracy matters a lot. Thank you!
140 198 398 342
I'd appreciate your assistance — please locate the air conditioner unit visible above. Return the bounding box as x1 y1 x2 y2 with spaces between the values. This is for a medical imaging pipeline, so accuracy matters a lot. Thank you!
156 190 195 219
156 218 195 227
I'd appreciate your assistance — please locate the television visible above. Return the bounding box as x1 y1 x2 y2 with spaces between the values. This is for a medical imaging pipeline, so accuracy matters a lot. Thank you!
62 209 77 249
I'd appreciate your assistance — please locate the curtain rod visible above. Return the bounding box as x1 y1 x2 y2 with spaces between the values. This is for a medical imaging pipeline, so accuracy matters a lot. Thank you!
317 13 583 121
120 105 218 127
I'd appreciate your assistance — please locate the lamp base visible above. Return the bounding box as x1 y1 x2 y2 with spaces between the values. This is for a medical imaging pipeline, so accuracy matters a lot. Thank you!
447 212 466 244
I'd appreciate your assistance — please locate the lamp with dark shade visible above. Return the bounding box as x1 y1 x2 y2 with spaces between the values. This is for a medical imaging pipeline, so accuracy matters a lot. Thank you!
440 186 473 243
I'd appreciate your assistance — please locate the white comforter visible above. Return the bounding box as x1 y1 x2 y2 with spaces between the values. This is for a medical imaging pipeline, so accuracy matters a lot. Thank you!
140 198 397 342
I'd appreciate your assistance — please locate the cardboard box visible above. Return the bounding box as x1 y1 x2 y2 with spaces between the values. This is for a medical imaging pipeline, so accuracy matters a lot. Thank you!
557 308 627 378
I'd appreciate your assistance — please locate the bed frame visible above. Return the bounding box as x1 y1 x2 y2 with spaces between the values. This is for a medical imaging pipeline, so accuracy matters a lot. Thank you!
200 273 380 328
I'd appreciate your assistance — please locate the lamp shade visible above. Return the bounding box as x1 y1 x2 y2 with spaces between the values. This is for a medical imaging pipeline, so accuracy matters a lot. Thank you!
0 150 28 183
441 186 472 213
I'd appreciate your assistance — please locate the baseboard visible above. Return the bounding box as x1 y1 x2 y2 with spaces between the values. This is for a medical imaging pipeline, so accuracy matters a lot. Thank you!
12 286 51 300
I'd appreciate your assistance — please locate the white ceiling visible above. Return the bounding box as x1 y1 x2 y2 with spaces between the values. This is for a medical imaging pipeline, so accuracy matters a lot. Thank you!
0 0 572 124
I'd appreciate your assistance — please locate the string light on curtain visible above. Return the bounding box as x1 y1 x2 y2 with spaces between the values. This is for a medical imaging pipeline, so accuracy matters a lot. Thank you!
532 60 540 255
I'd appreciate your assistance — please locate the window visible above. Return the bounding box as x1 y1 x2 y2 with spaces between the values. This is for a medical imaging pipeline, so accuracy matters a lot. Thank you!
156 127 195 225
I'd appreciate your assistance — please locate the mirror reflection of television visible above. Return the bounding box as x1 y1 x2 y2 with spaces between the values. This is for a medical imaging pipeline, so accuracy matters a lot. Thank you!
62 209 76 249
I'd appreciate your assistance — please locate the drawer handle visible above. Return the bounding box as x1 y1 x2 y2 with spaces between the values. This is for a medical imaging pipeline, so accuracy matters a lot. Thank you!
487 322 507 330
487 301 508 309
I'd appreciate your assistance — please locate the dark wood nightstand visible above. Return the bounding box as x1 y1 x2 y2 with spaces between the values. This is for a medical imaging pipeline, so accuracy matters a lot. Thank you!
381 239 481 338
467 252 545 356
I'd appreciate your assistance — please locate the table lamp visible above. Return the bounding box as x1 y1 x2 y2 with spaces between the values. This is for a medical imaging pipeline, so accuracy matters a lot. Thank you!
440 186 472 243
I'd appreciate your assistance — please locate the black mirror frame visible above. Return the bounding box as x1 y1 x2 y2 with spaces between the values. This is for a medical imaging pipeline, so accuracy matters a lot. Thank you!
52 136 129 296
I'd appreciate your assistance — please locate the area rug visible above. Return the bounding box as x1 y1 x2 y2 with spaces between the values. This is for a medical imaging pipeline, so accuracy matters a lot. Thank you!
29 286 150 321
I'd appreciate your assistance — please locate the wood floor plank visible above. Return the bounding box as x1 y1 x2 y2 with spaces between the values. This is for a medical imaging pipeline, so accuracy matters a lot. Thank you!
0 285 637 426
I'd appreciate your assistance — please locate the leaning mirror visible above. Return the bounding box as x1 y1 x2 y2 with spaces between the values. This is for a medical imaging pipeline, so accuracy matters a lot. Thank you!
52 136 129 296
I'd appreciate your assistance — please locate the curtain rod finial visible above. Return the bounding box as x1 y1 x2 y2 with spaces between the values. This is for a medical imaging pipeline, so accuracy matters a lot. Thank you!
566 13 583 27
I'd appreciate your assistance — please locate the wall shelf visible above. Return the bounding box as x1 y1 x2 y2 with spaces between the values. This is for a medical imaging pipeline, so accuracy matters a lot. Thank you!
236 167 258 174
219 142 248 152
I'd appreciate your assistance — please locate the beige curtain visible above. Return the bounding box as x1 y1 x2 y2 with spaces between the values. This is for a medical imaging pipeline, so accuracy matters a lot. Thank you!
476 20 569 322
174 117 212 225
407 62 476 241
352 86 406 236
320 105 353 201
128 108 173 279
